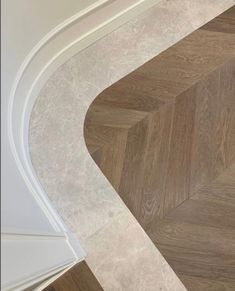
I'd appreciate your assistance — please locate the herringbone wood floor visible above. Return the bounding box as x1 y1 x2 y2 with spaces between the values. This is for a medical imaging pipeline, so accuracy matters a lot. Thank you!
84 7 235 290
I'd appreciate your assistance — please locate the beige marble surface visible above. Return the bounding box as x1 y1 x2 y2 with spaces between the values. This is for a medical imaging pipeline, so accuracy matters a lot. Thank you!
29 0 235 290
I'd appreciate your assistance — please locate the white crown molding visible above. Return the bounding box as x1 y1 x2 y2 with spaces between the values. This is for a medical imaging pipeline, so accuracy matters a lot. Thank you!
7 0 113 236
7 0 161 248
3 1 161 288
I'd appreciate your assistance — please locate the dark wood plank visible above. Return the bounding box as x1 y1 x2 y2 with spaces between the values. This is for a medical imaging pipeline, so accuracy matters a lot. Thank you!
98 128 128 191
140 105 174 225
43 261 103 291
163 87 196 215
148 164 235 290
180 275 235 291
190 59 235 195
118 116 149 218
201 6 235 34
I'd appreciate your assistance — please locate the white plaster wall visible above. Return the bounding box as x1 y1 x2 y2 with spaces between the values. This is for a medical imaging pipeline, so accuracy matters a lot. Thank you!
2 0 97 90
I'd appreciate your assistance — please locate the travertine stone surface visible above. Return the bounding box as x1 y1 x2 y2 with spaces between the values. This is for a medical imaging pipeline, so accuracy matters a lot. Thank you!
29 0 235 290
85 211 183 291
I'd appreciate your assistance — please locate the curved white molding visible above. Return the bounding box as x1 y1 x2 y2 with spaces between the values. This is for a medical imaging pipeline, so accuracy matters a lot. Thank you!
8 0 162 241
2 233 79 290
7 0 112 235
3 1 163 288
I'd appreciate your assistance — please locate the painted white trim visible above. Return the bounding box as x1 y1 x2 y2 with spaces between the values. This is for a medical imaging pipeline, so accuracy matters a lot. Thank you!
1 234 83 291
35 262 77 291
1 228 66 238
8 0 161 251
4 264 74 291
4 0 160 288
7 0 113 236
21 0 145 231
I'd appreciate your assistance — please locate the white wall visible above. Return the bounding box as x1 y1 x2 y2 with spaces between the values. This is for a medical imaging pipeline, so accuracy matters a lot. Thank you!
2 0 97 99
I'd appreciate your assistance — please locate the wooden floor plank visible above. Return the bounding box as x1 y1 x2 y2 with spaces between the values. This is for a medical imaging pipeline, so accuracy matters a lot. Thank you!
180 275 235 291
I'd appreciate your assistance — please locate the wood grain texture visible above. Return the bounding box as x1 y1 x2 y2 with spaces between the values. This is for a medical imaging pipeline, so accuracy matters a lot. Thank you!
43 261 103 291
84 7 235 290
149 165 235 290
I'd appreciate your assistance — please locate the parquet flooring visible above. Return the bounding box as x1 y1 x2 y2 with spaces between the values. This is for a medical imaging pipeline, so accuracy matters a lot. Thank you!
84 7 235 290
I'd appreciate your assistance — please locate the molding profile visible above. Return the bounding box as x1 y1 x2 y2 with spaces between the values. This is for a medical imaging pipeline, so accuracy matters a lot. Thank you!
7 0 162 253
1 233 80 291
9 0 161 242
3 0 161 289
